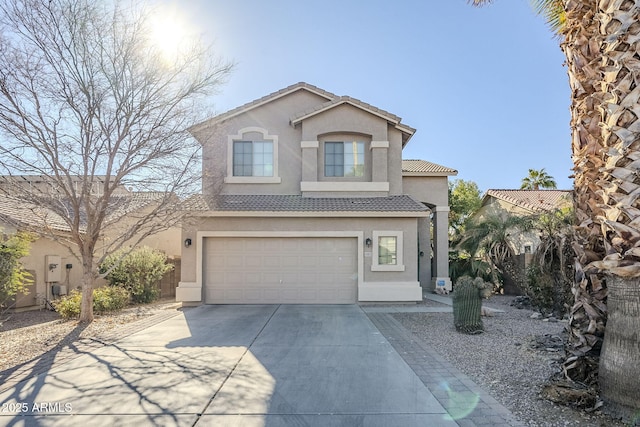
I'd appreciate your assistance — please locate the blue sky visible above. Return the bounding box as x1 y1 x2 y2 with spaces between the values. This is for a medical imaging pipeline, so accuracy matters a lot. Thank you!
175 0 573 192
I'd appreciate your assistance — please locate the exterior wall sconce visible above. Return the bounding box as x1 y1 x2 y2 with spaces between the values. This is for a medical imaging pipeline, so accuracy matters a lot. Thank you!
365 238 372 248
184 238 192 247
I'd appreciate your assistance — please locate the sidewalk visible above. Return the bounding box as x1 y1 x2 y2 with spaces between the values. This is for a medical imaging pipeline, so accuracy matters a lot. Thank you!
361 293 504 314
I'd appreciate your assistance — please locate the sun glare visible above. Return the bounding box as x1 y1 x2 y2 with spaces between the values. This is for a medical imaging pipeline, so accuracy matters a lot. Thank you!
148 5 193 64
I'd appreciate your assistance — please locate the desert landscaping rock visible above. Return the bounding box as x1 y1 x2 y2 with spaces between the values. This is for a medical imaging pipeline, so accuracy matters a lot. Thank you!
394 295 625 427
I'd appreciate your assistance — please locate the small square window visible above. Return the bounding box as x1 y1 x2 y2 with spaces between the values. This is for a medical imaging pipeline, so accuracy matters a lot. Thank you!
371 231 405 272
378 236 397 265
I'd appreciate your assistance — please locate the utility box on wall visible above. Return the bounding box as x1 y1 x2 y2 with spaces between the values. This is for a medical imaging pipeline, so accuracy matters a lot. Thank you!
45 255 62 282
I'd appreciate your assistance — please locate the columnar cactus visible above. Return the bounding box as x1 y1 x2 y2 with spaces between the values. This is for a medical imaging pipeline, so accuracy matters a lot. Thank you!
452 276 491 334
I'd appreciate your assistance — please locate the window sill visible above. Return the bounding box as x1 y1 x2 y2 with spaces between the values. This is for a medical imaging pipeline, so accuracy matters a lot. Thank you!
225 176 282 184
371 264 405 272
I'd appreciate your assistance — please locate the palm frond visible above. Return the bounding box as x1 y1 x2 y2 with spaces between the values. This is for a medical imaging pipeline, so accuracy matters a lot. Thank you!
530 0 566 35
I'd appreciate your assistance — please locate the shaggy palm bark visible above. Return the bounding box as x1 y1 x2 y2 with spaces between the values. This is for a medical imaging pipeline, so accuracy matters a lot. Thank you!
561 0 640 416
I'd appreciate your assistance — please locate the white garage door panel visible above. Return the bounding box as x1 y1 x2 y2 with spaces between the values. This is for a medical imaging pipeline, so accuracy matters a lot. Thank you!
204 237 357 304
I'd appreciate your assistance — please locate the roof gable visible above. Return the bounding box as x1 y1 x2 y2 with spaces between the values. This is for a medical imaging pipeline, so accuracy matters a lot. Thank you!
188 82 337 134
290 95 416 145
189 82 417 145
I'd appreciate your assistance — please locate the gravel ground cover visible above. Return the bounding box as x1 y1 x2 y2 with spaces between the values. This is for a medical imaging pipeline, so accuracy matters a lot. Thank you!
394 295 625 427
0 300 178 373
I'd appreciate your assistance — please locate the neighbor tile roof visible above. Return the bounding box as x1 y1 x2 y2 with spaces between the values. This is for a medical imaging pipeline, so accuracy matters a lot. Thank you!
0 196 70 232
184 194 428 213
402 160 458 175
485 189 572 213
0 192 168 233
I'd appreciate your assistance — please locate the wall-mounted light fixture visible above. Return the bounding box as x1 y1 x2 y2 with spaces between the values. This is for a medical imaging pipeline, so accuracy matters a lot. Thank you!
365 238 372 248
184 238 192 248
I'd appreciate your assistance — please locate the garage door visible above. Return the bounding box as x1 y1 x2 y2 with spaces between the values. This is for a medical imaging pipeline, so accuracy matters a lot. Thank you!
204 237 357 304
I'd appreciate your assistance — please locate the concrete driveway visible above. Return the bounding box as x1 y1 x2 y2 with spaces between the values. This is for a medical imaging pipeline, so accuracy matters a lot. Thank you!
0 305 457 426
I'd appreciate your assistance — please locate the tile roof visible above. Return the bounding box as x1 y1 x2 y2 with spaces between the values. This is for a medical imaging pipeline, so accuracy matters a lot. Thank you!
0 192 168 233
185 194 428 213
0 196 70 232
484 189 572 213
402 160 458 176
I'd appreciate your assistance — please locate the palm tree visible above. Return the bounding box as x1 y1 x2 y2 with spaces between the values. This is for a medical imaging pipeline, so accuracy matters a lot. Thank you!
471 0 640 417
520 168 557 190
457 213 532 288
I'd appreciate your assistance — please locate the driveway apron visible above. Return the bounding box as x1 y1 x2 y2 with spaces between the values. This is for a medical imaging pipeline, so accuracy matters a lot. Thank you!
0 305 456 427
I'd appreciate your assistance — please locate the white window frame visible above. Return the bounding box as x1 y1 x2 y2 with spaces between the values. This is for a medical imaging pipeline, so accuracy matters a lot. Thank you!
371 230 405 272
226 127 281 183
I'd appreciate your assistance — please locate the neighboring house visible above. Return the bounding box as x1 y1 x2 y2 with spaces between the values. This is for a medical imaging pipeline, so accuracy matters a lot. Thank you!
0 179 181 309
473 189 573 255
176 82 457 305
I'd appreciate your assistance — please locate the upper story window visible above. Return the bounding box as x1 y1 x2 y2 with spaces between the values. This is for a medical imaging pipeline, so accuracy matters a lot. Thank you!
233 140 273 177
324 141 365 177
226 127 281 184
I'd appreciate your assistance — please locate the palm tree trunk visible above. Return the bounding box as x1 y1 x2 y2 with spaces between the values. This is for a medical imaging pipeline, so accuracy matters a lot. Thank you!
599 275 640 416
562 0 640 417
561 0 607 364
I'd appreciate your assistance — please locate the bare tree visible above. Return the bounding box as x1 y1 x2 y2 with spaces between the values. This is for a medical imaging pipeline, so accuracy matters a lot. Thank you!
0 0 232 322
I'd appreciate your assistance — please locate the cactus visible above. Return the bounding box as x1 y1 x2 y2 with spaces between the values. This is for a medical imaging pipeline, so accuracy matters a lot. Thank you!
452 276 491 334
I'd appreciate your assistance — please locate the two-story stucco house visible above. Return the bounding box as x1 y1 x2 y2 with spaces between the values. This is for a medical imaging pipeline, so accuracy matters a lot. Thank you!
176 82 457 305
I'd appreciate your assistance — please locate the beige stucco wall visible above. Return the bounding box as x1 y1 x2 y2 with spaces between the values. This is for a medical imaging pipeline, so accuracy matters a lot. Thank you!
14 236 84 305
402 175 449 207
387 127 404 195
195 90 331 197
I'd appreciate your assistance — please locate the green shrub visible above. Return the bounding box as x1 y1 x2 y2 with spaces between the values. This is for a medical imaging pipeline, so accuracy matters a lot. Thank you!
54 287 131 319
0 231 35 310
54 290 82 319
100 246 172 304
93 286 130 314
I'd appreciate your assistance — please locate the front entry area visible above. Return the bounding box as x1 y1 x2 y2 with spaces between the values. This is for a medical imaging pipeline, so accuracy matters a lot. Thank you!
203 236 358 304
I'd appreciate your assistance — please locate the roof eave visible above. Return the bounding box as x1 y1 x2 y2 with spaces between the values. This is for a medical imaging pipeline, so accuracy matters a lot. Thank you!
189 210 429 218
402 171 458 177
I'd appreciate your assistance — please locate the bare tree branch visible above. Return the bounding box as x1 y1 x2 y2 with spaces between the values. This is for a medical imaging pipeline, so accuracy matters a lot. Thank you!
0 0 233 322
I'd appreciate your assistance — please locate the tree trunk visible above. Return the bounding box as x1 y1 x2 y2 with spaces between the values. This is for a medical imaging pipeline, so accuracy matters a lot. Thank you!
78 264 95 323
599 275 640 418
